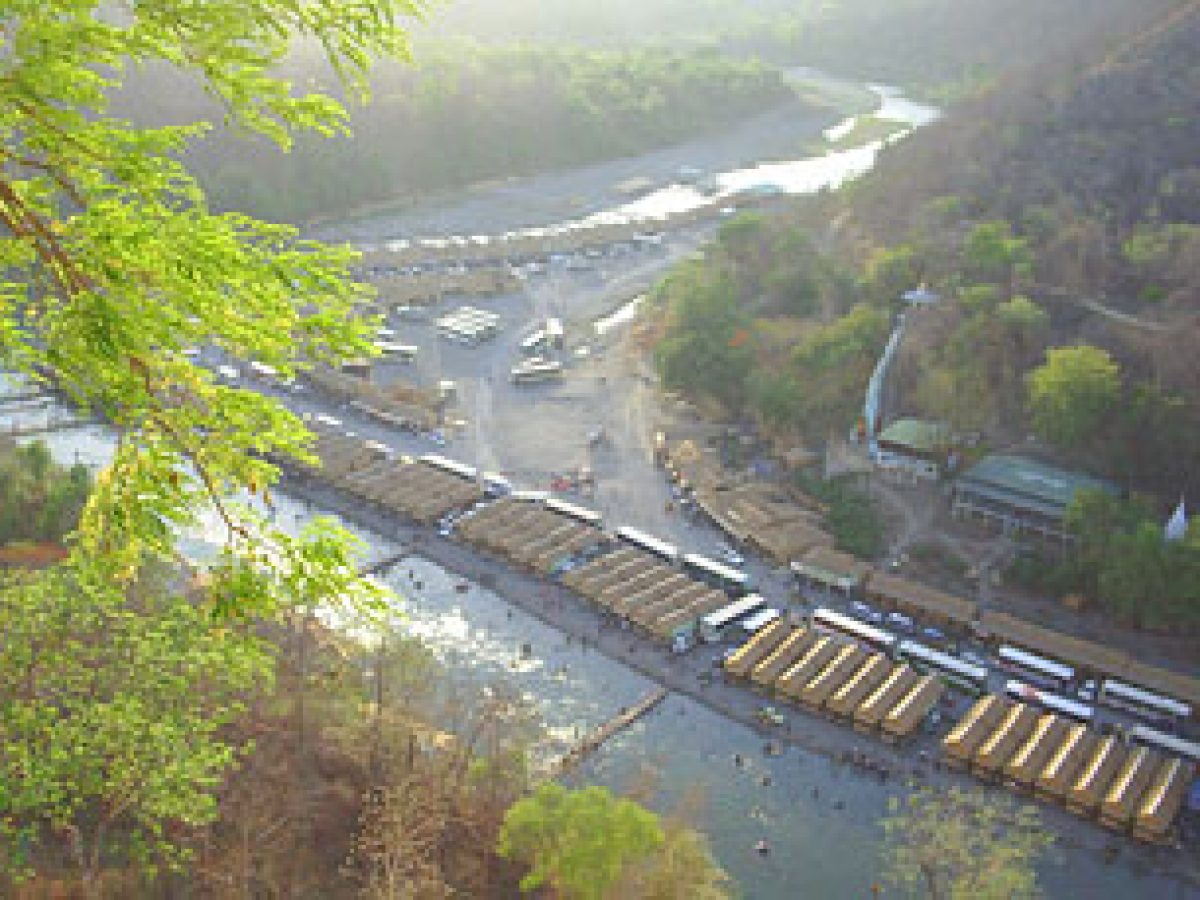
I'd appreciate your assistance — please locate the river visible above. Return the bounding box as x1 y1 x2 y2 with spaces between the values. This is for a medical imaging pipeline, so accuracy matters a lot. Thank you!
311 75 937 247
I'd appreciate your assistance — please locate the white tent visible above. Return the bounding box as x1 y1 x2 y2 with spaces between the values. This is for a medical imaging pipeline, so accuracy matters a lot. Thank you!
1164 498 1188 542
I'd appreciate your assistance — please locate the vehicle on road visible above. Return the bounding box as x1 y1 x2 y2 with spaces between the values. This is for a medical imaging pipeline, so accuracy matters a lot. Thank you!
510 360 564 384
851 601 883 625
897 640 988 696
700 594 768 644
718 545 745 567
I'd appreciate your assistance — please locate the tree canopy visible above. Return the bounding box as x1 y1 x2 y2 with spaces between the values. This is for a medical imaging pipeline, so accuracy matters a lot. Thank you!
1 0 424 609
1026 345 1121 449
497 783 664 899
1 0 425 888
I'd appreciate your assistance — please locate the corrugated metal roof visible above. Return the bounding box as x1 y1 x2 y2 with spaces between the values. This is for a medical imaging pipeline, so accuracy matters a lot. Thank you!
956 454 1116 515
876 418 950 454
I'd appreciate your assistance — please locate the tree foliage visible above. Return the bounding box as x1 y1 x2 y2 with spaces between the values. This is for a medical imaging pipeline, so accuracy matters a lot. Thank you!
1051 490 1200 628
497 783 664 899
0 438 90 545
607 820 733 900
652 217 869 439
0 0 429 607
1026 345 1121 449
0 560 272 887
0 0 425 889
881 786 1054 900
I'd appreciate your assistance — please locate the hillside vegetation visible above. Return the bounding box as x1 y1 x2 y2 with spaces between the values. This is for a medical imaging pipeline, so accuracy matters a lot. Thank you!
657 2 1200 491
162 43 795 223
651 3 1200 625
721 0 1178 98
830 1 1200 496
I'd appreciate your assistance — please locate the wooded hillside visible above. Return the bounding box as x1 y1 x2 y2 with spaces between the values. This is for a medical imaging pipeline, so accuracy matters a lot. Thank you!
127 43 796 224
653 1 1199 499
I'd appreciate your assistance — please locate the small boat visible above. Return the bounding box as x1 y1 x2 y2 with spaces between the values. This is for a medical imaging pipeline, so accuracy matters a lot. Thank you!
754 839 771 855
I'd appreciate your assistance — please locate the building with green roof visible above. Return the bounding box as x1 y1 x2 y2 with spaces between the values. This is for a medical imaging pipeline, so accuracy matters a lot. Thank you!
952 454 1118 541
874 418 951 482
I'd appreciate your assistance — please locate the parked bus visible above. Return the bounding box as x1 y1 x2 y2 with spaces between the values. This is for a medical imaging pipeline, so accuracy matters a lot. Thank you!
510 361 563 384
811 608 897 654
1099 679 1191 725
419 454 477 482
682 552 750 596
701 594 768 644
1004 680 1094 723
544 497 603 528
614 525 678 564
741 607 782 635
1127 725 1200 764
997 645 1074 691
897 641 988 696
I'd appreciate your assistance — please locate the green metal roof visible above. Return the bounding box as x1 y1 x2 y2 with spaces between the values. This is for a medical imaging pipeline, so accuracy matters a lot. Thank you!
877 419 950 454
956 454 1117 516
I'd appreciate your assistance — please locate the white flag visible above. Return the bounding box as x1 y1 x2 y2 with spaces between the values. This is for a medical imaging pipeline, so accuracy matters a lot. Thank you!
1164 497 1188 542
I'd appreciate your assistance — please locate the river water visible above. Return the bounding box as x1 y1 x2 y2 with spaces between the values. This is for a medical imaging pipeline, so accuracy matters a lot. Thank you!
2 81 1195 895
4 414 1191 898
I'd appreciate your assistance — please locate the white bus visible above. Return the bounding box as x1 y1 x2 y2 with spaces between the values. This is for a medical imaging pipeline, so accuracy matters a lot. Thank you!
419 454 477 482
510 361 563 384
544 497 603 528
897 640 989 696
615 526 678 564
682 552 750 596
700 594 768 644
997 645 1074 691
741 607 782 635
811 607 896 654
1099 679 1191 725
1005 680 1094 722
1127 725 1200 763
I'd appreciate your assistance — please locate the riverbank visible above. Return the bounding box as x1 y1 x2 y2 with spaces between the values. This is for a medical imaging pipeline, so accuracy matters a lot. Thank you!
281 473 1200 894
307 74 888 244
